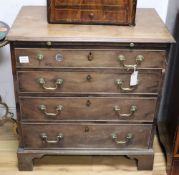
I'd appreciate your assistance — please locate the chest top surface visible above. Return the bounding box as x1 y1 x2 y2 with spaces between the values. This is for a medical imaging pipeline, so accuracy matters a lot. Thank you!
7 6 174 43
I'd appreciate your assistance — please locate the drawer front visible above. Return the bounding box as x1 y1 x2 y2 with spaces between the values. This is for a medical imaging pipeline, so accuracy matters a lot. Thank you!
54 9 81 21
17 70 162 94
21 124 152 149
54 9 127 24
53 0 129 12
15 49 165 69
19 97 157 122
54 0 129 7
81 10 126 23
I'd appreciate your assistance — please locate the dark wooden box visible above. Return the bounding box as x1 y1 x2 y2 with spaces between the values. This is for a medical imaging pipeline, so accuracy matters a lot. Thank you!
47 0 137 25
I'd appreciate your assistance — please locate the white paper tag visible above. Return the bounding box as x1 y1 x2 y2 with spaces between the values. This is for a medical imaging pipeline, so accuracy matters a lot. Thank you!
130 71 138 86
19 56 29 63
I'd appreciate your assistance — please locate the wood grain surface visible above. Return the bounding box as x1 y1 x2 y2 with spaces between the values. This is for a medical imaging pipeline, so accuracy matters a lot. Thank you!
7 7 174 43
0 123 167 174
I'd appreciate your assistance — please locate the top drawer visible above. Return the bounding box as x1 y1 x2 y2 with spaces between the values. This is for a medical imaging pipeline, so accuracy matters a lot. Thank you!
15 48 166 69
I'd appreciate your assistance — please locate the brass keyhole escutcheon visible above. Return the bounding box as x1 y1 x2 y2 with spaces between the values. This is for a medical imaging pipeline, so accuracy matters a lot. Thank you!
88 52 94 61
85 126 90 132
86 75 92 81
86 100 91 107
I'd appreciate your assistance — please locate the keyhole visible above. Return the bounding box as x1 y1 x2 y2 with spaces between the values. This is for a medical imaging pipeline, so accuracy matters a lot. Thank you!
86 75 92 81
86 100 91 107
88 52 94 61
85 126 90 132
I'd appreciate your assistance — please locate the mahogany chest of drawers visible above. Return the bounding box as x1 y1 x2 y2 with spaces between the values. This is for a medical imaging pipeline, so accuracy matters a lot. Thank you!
7 6 174 171
47 0 137 25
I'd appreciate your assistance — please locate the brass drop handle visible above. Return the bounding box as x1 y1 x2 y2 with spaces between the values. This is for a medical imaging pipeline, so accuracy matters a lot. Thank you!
39 104 63 117
37 54 44 61
40 133 64 144
118 55 144 69
111 133 134 145
115 79 138 92
113 105 137 118
38 78 64 91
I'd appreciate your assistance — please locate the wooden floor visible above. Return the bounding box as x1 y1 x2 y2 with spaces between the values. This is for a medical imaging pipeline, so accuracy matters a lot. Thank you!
0 123 167 175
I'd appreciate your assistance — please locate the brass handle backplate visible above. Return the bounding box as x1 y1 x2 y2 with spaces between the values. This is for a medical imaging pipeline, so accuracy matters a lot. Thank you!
111 133 134 145
37 54 44 61
113 105 137 118
39 104 63 117
118 55 144 69
40 133 64 144
115 79 138 92
38 77 64 91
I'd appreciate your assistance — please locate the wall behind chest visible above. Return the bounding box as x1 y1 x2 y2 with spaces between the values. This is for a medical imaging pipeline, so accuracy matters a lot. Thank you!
0 0 170 117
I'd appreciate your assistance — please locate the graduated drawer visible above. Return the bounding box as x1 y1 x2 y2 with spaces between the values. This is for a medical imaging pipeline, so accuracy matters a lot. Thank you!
19 97 157 122
17 70 162 94
15 48 166 69
21 123 152 149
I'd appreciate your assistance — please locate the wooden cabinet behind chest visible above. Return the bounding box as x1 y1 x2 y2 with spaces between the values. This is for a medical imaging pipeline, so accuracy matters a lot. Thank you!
7 6 174 171
47 0 137 25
